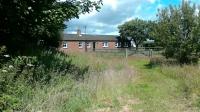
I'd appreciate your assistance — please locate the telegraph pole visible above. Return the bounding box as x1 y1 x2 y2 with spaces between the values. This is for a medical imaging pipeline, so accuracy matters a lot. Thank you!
84 26 87 34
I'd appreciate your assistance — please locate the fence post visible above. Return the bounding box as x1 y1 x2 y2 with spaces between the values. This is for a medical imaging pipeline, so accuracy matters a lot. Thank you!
149 49 152 57
125 48 128 58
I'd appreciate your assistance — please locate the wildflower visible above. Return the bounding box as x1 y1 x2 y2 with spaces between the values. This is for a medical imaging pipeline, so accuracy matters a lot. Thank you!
2 70 7 73
28 7 32 10
9 65 14 68
4 54 10 58
27 64 34 67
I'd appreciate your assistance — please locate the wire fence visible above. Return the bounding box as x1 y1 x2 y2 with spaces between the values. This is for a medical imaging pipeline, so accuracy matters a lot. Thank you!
93 47 164 58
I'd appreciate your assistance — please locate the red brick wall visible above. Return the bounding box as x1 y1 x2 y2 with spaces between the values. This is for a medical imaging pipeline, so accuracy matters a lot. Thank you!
59 41 117 53
96 42 116 49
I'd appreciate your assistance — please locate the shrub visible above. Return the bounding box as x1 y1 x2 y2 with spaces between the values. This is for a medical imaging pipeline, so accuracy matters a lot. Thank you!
149 57 178 66
0 49 90 111
0 46 8 68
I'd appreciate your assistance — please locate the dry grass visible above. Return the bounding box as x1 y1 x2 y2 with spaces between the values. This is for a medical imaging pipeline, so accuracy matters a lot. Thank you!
23 53 200 112
24 53 138 112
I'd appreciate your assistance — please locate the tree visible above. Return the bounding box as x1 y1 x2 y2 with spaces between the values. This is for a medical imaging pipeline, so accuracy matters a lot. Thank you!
155 0 200 64
0 0 102 54
118 19 149 50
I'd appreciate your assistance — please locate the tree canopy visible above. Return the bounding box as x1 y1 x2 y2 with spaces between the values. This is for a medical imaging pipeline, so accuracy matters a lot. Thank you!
0 0 102 53
119 0 200 64
155 0 200 64
118 19 152 49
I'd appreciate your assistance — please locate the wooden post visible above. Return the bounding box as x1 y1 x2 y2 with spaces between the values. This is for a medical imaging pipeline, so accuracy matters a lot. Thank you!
93 42 96 52
149 49 152 57
125 48 128 58
85 41 87 52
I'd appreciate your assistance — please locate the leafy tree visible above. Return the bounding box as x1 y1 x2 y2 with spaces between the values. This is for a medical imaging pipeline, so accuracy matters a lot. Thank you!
0 0 102 54
155 0 200 64
118 19 149 50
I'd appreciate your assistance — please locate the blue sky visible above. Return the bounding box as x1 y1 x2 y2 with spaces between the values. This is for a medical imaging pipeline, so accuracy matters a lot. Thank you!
65 0 200 35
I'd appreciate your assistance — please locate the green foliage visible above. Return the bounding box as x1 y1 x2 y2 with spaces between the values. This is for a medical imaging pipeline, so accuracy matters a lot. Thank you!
155 0 200 64
118 19 152 49
149 57 178 66
0 49 89 111
0 46 7 67
0 0 102 53
62 88 92 112
0 46 6 54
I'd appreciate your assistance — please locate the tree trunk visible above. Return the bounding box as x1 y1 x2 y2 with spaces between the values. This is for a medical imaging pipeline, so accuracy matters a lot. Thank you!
136 44 139 51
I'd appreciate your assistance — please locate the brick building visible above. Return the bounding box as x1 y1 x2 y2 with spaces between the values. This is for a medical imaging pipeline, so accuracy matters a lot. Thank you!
59 33 126 52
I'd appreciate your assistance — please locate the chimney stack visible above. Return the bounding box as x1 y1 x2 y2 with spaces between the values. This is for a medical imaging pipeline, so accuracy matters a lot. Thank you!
77 28 81 37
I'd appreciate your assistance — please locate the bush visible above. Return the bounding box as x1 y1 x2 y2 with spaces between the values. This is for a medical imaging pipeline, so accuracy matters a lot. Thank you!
149 57 178 66
0 49 90 111
0 46 8 68
155 1 200 64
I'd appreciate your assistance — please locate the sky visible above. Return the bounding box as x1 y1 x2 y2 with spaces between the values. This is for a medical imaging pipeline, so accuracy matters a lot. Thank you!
64 0 200 35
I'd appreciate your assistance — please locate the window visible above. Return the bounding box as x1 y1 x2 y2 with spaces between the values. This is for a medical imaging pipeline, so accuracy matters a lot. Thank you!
115 42 121 47
103 41 109 48
78 42 83 48
86 42 91 48
115 42 121 48
63 41 68 48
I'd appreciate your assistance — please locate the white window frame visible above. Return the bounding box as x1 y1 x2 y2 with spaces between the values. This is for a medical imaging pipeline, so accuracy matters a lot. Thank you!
78 41 83 48
86 42 91 48
63 41 68 48
103 41 109 48
115 42 119 48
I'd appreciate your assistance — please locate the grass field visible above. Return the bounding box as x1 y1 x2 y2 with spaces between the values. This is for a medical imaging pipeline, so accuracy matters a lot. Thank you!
21 53 199 112
1 52 199 112
127 56 200 112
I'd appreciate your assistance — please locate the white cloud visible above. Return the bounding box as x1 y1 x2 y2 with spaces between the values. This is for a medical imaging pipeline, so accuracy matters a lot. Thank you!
146 0 156 4
103 0 118 11
105 31 119 35
78 10 97 19
66 0 200 35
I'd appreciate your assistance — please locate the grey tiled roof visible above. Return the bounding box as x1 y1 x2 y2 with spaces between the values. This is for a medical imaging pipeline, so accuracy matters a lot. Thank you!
61 34 120 41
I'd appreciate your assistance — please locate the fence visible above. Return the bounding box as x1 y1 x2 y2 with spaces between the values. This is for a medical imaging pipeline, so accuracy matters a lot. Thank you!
93 47 164 57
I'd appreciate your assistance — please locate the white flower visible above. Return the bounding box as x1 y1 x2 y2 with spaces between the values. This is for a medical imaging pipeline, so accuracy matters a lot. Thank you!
2 70 7 73
28 7 32 10
4 55 10 58
9 65 14 68
27 64 34 67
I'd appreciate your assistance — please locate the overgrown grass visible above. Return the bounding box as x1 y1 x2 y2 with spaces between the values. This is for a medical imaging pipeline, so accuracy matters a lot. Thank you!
0 51 136 112
1 51 200 112
21 52 136 112
127 56 200 112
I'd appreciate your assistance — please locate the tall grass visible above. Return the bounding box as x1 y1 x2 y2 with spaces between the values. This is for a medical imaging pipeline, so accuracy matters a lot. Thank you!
24 53 136 112
161 65 200 106
0 51 137 112
2 50 199 112
128 56 200 112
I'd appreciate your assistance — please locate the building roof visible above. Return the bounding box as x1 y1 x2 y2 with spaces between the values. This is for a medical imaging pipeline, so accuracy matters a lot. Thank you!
61 34 120 42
